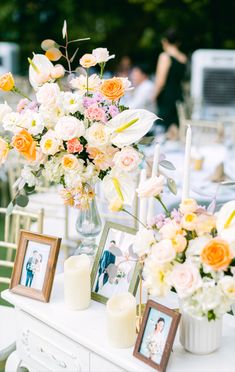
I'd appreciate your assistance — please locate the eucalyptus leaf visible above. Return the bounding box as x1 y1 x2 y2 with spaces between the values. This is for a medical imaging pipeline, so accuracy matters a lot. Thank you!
127 269 132 283
159 160 176 170
109 246 123 257
70 48 79 63
6 201 14 216
138 136 154 145
207 199 216 214
128 244 138 259
24 184 36 194
106 263 118 279
15 194 29 208
167 178 177 195
62 20 67 39
41 39 58 51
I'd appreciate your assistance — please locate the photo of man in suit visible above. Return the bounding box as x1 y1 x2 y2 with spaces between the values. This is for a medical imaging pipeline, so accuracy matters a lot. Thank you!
95 240 117 293
25 250 38 287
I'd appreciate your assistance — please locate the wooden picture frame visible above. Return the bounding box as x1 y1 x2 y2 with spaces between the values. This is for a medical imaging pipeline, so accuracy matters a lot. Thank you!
10 230 61 302
133 300 181 372
91 221 140 304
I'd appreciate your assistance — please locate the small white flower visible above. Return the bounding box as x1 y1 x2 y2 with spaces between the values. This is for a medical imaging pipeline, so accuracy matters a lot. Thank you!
151 239 176 265
186 235 211 257
0 101 12 123
133 228 155 257
55 116 85 141
143 259 171 297
70 74 101 94
2 112 21 133
40 130 62 155
19 110 44 135
61 92 84 115
86 122 110 148
36 83 60 107
21 166 37 187
219 276 235 301
92 48 115 63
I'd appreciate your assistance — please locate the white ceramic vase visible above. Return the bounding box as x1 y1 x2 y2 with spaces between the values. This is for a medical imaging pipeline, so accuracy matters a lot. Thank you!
180 310 222 354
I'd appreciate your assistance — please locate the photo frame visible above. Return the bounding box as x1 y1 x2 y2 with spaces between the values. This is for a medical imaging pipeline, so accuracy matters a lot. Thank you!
10 230 61 302
133 300 181 372
91 221 140 304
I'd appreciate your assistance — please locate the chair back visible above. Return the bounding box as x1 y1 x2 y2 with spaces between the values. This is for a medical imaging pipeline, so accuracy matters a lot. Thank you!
0 207 44 285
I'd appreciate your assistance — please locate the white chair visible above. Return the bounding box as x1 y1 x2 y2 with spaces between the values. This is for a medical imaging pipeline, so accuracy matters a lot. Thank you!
0 207 44 369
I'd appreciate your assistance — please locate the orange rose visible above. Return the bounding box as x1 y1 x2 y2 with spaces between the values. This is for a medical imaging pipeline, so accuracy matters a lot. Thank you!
79 54 97 68
100 77 125 101
12 129 36 161
0 72 15 91
201 238 233 271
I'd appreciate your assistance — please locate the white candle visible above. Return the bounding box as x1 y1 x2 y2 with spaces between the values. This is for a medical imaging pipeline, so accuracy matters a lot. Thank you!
147 143 160 224
182 125 192 201
138 169 147 228
106 293 136 348
64 254 91 310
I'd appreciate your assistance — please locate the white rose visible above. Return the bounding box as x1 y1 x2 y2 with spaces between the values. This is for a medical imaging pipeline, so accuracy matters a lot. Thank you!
133 228 155 257
0 101 12 123
39 104 64 129
159 220 181 239
170 262 202 298
92 48 115 63
219 276 235 301
136 175 164 198
216 200 235 243
61 92 84 115
55 116 85 141
40 130 62 155
179 198 198 214
2 112 21 133
151 239 176 264
86 122 110 148
113 147 142 172
36 83 60 107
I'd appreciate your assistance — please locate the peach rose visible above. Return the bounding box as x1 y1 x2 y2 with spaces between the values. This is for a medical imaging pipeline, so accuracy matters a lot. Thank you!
12 129 36 161
100 77 125 101
80 54 97 68
179 198 198 215
201 238 233 271
50 64 65 79
172 234 187 253
195 214 216 236
113 147 142 172
61 154 78 170
0 72 15 91
0 138 9 165
67 138 83 154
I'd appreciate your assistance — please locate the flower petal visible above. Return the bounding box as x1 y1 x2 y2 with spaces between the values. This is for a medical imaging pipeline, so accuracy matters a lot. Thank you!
102 168 136 205
29 54 54 90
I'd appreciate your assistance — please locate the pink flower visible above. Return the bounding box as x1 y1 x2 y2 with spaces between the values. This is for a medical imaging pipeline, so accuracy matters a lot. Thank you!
170 262 202 299
137 175 164 198
17 98 30 113
67 138 83 154
113 147 142 172
50 64 65 79
108 105 119 118
87 145 118 171
85 104 106 122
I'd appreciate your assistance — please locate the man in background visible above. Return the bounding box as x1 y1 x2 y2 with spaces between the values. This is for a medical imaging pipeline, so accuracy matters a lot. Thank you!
95 240 117 293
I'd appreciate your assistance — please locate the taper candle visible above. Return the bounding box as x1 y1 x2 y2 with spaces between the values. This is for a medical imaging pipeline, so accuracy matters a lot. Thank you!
138 168 147 228
182 125 192 201
106 292 136 348
147 143 160 224
64 254 91 310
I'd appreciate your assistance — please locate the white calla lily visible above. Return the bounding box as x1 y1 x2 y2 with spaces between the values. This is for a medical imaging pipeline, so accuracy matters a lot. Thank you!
216 200 235 243
102 168 136 206
29 54 54 90
106 109 158 147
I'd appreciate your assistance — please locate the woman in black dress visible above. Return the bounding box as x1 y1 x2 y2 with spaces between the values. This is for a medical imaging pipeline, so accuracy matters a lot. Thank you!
153 29 187 134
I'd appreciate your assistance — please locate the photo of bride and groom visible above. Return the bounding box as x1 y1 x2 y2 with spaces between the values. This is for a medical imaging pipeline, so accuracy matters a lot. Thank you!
20 241 50 291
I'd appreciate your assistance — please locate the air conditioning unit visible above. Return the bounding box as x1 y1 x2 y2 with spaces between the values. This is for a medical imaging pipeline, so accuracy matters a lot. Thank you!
0 42 19 75
191 49 235 120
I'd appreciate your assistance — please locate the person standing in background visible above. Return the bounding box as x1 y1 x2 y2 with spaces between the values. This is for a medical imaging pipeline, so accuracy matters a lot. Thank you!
153 29 187 136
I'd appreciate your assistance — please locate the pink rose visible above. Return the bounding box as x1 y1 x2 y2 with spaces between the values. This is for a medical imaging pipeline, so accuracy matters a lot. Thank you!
170 262 202 299
137 175 164 198
67 138 83 154
113 147 142 172
85 104 106 122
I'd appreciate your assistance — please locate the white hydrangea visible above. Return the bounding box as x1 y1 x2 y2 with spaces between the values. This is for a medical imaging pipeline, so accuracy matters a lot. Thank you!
42 154 64 183
2 112 21 133
21 166 37 187
0 101 12 123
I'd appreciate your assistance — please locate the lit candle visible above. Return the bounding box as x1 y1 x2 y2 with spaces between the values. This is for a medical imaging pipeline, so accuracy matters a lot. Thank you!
147 143 160 224
138 169 147 228
64 254 91 310
106 293 136 348
182 125 192 201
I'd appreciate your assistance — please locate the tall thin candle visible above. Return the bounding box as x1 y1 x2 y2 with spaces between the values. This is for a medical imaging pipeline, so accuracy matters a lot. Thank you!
147 143 160 224
138 169 147 228
182 125 192 201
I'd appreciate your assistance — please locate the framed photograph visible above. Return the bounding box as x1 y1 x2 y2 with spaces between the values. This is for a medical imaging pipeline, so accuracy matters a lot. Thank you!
10 230 61 302
91 221 140 304
133 300 181 372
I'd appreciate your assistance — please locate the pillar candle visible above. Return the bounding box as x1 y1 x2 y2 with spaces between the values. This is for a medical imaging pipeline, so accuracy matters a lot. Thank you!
147 143 160 224
182 125 192 201
138 169 147 229
106 293 136 348
64 254 91 310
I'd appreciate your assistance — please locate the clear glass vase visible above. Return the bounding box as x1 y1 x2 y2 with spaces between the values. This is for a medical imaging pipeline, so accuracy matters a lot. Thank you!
75 195 102 257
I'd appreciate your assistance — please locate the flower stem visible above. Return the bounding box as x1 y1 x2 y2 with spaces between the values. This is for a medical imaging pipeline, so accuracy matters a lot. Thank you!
155 196 170 217
123 208 147 229
86 68 89 95
12 87 32 101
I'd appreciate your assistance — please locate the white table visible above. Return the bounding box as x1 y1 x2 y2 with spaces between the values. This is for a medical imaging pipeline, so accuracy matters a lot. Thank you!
2 274 235 372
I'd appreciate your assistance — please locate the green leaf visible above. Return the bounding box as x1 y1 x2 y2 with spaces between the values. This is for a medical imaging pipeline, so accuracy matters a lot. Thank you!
138 136 155 145
24 184 35 194
15 194 29 208
6 201 14 216
70 48 79 63
167 178 177 195
207 310 216 321
159 160 176 170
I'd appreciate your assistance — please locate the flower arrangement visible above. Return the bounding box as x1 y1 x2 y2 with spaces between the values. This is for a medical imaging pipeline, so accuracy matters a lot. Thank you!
0 21 157 212
134 197 235 321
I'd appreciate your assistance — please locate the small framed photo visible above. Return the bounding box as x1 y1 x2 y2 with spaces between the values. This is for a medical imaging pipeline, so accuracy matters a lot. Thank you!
91 221 140 304
10 230 61 302
133 300 181 372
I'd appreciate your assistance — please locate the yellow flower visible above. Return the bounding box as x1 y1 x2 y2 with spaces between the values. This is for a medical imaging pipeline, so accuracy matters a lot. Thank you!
0 72 15 91
61 154 78 170
0 138 9 164
80 54 97 68
108 198 123 212
181 212 198 231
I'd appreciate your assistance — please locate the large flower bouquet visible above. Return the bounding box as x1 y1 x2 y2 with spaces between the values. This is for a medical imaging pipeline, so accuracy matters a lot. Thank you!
134 197 235 321
0 22 157 212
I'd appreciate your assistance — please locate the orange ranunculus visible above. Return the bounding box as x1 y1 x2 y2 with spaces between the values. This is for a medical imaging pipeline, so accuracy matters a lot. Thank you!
0 72 15 91
201 238 233 271
12 129 36 161
100 77 125 101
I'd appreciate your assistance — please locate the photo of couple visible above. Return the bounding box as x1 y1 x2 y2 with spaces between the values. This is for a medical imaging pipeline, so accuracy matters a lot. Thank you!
20 241 50 291
93 228 136 299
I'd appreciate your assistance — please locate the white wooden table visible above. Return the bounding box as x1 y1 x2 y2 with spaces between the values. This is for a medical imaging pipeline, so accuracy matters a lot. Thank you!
2 274 235 372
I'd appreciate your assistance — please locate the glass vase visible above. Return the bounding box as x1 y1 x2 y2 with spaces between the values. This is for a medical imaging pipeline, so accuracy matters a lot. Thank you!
75 195 102 257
